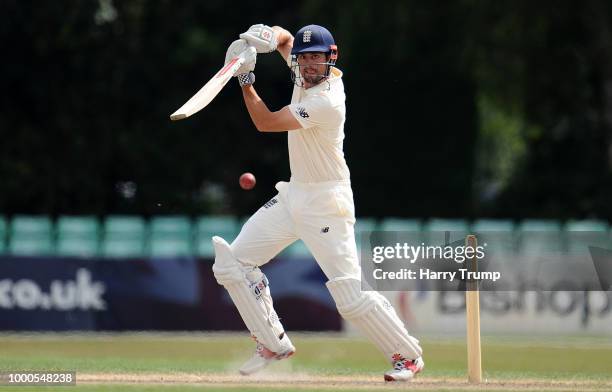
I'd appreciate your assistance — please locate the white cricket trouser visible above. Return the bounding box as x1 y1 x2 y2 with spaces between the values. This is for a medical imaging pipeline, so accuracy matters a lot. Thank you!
231 179 361 280
227 179 423 362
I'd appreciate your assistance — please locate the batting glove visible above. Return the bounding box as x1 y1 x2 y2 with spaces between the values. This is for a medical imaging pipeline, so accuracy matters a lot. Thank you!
239 24 277 53
235 46 257 86
225 39 257 75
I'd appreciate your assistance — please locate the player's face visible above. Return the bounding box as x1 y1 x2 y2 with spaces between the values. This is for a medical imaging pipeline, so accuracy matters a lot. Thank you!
297 52 328 86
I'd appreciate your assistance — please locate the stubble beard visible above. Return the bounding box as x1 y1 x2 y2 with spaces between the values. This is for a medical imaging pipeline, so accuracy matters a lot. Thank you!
302 73 326 86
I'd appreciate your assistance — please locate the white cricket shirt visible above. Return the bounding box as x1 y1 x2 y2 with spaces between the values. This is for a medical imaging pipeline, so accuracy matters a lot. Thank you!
286 63 350 183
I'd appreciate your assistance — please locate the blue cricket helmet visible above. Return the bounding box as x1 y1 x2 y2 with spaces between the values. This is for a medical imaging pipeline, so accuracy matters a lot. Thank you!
289 25 339 86
291 25 337 56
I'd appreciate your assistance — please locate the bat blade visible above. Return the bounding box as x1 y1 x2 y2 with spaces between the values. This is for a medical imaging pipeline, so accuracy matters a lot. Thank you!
170 55 246 121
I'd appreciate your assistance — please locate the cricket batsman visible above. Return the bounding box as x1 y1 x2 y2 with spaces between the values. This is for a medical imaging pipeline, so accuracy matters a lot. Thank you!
211 24 424 382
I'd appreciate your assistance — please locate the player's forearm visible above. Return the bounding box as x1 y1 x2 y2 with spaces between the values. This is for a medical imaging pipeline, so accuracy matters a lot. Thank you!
272 26 293 60
241 85 275 132
272 26 292 46
241 85 300 132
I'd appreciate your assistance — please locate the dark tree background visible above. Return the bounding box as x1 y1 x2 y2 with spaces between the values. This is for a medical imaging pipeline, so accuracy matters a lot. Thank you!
1 0 610 220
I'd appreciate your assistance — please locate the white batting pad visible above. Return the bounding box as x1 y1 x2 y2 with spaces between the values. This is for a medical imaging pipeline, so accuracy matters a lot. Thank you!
326 277 422 361
212 236 288 353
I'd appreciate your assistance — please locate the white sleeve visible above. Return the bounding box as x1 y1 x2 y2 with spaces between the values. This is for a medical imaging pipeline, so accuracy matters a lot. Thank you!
288 95 341 129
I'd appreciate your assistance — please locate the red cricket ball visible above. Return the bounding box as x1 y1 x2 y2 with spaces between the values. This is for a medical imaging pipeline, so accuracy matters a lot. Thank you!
239 172 256 190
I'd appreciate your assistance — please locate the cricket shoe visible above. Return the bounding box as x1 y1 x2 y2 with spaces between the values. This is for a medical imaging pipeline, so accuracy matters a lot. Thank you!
239 334 295 375
383 354 424 382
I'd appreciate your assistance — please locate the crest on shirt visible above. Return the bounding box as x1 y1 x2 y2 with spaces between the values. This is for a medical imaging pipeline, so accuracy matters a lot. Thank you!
296 106 310 118
303 30 312 43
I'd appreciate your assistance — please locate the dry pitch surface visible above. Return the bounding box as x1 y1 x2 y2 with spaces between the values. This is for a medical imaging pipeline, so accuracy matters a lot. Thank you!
77 372 612 391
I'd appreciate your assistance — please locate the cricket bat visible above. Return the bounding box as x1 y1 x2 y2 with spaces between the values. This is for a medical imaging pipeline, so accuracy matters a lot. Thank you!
170 51 248 121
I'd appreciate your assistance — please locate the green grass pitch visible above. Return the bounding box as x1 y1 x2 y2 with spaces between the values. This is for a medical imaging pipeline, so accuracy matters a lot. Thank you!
0 333 610 391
